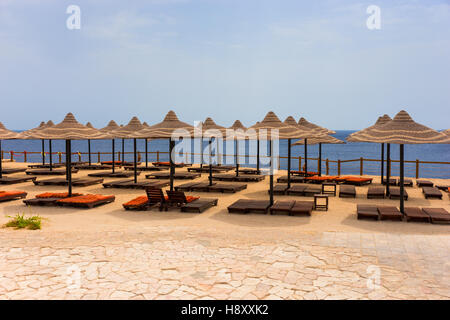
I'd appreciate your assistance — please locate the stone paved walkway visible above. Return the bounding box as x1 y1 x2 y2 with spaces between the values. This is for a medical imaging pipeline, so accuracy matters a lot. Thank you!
1 227 449 300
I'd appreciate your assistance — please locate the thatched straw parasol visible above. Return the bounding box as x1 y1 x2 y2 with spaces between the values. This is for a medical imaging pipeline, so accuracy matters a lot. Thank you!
21 122 48 166
111 117 146 182
442 129 450 136
284 116 329 183
21 113 111 195
228 120 248 177
347 114 392 191
298 117 336 134
0 122 22 180
350 110 450 213
200 118 227 186
250 112 318 205
136 111 194 191
292 134 345 176
99 120 121 172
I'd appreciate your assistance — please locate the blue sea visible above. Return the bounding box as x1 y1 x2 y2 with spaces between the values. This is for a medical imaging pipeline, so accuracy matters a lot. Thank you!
2 131 450 178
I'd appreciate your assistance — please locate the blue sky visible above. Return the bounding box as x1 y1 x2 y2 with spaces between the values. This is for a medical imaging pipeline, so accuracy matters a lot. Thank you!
1 0 449 130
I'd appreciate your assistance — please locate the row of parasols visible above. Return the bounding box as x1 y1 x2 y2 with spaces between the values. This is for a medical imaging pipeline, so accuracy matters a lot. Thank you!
0 110 449 214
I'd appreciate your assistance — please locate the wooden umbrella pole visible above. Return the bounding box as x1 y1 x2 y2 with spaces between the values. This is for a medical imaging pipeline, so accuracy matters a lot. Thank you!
287 139 291 189
112 139 115 173
133 138 137 183
399 144 405 214
41 140 45 165
304 138 308 176
318 143 322 176
169 138 175 191
269 139 274 206
386 143 391 196
209 139 213 186
381 143 384 184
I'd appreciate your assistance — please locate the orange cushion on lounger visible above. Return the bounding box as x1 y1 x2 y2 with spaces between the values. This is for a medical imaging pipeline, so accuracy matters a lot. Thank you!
36 192 83 199
346 177 372 182
185 196 200 203
123 196 148 207
57 194 114 204
0 191 26 197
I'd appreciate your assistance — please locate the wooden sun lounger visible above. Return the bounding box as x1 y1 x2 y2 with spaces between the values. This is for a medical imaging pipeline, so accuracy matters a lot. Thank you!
186 182 213 192
74 164 115 170
211 165 235 170
181 198 218 213
357 204 379 220
187 167 228 173
238 168 260 175
404 207 431 223
145 172 201 180
174 182 204 192
0 191 27 202
2 168 27 174
24 197 62 206
88 171 138 178
389 187 408 200
227 199 271 214
421 208 450 224
101 161 136 166
290 170 319 177
367 186 385 199
56 195 115 209
104 179 169 189
270 200 295 215
399 179 413 187
343 177 373 186
152 162 188 168
28 163 64 169
304 185 321 197
234 175 265 182
0 176 37 185
270 184 288 195
165 190 218 213
339 185 356 198
25 168 78 175
33 177 103 186
416 180 433 188
435 185 450 192
382 178 397 186
378 206 403 221
207 183 247 193
277 176 306 183
123 166 166 171
290 201 314 216
286 184 308 196
422 187 443 199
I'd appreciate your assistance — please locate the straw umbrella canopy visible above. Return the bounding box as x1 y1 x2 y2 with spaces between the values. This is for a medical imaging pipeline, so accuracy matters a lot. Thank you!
347 114 392 192
442 129 450 136
0 122 22 179
284 116 328 181
99 120 121 172
228 120 248 176
250 112 321 205
349 110 450 213
292 134 345 176
201 117 227 186
135 111 195 191
298 117 336 134
110 117 146 183
21 113 111 195
21 121 47 166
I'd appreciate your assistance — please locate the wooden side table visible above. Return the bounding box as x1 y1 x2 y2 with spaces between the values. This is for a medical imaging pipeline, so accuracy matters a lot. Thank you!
321 182 336 196
314 194 329 211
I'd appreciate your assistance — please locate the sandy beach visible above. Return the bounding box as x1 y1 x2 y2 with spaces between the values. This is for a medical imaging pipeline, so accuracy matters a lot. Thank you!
1 161 449 299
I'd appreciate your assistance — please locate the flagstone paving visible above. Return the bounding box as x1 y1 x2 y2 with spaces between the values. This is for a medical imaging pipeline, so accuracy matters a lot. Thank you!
0 227 449 300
